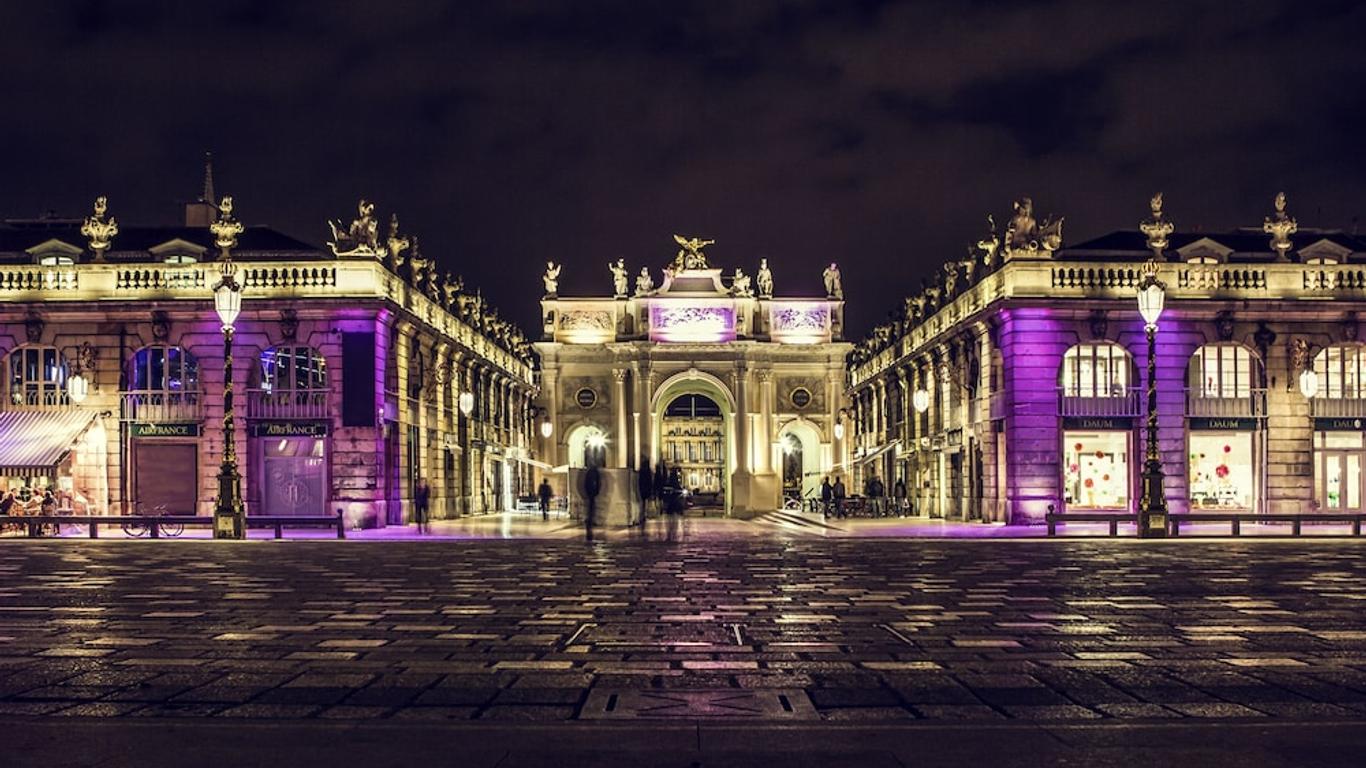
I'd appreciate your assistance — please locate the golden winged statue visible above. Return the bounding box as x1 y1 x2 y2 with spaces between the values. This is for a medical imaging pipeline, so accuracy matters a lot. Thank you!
672 234 715 271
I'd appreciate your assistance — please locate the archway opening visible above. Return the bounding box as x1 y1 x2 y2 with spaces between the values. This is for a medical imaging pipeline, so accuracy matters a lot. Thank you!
661 394 725 511
779 419 823 505
566 424 607 470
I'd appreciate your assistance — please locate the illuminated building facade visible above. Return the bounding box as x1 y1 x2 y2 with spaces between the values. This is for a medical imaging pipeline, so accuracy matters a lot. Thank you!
847 194 1366 525
535 238 850 519
0 186 535 526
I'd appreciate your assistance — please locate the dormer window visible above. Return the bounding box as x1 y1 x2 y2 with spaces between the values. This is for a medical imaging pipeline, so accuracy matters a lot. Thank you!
25 238 83 266
149 238 208 265
1176 237 1233 265
1299 239 1351 266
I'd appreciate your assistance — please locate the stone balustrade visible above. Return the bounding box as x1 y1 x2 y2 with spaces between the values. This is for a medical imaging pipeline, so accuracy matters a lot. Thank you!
0 259 532 386
851 260 1366 385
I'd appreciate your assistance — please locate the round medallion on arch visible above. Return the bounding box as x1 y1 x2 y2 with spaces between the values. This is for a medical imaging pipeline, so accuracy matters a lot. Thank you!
789 386 812 410
575 387 598 409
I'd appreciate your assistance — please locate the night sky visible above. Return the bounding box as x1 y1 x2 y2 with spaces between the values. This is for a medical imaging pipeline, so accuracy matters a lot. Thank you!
3 1 1364 338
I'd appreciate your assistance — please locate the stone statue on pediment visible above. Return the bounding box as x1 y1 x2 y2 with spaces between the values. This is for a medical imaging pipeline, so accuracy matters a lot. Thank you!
976 214 999 268
543 261 561 296
386 214 410 269
756 258 773 297
328 199 382 258
823 262 843 299
732 268 753 297
81 196 118 262
610 258 629 298
1003 197 1064 259
672 234 714 271
634 266 654 296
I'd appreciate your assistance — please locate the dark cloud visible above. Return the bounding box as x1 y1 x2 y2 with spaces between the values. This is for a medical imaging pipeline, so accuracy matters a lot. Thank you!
1 0 1363 337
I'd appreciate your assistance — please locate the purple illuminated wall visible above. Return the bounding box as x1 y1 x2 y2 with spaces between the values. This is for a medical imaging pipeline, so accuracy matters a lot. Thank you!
998 306 1200 524
649 305 736 343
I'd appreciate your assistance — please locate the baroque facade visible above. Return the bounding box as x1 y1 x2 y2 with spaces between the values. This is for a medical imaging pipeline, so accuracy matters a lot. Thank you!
848 194 1366 525
535 237 851 518
0 185 535 527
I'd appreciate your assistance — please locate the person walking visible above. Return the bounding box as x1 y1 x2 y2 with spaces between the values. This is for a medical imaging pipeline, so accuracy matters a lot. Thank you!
833 475 847 519
893 476 908 517
414 478 431 534
820 476 833 518
665 466 684 541
583 464 602 542
637 457 653 528
538 477 553 521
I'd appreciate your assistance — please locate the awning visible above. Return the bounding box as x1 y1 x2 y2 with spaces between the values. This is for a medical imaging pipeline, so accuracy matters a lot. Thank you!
0 410 100 477
855 440 900 465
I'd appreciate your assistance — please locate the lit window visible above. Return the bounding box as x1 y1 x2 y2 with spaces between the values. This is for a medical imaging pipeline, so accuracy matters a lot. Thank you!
1315 345 1366 399
1189 345 1256 398
6 346 69 406
1060 343 1131 398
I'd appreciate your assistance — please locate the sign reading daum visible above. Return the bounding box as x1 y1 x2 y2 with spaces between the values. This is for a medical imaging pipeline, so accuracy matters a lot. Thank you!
1188 417 1258 431
1061 417 1133 430
130 423 201 438
1315 417 1366 432
248 421 331 438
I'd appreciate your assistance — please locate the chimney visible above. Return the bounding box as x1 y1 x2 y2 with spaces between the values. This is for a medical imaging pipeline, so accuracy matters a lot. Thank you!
184 151 218 227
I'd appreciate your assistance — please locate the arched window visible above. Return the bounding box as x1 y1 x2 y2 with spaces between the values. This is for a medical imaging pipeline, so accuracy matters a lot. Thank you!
6 346 68 407
1059 343 1132 398
1314 345 1366 399
129 346 199 395
1189 344 1258 398
259 346 327 392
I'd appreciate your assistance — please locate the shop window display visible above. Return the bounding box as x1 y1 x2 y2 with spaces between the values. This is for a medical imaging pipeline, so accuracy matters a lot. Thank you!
1188 432 1254 509
1063 431 1129 509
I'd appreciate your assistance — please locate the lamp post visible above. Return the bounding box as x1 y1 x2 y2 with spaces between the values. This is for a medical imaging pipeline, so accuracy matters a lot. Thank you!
1136 258 1167 538
211 197 245 540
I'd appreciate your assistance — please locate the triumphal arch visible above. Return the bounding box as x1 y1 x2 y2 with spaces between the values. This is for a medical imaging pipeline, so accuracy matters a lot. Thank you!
534 236 851 520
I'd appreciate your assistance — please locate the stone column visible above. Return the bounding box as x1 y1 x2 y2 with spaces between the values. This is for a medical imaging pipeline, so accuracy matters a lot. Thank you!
734 366 751 475
612 368 629 468
757 369 774 474
542 366 560 470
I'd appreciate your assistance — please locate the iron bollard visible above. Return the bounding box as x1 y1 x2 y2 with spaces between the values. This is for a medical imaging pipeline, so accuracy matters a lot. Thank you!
336 509 346 539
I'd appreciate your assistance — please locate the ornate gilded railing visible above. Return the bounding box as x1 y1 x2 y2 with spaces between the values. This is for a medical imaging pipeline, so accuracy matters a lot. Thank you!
246 388 330 420
1184 389 1267 418
1057 387 1142 418
120 391 203 423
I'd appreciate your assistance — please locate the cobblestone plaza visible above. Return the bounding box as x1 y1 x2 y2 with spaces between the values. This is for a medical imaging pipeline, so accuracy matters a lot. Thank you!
5 534 1366 765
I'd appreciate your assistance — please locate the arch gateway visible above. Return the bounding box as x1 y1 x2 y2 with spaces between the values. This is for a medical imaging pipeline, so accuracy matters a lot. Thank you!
534 238 851 520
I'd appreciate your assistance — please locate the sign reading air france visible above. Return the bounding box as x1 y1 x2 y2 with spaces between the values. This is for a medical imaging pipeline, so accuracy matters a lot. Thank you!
248 421 331 438
130 423 201 438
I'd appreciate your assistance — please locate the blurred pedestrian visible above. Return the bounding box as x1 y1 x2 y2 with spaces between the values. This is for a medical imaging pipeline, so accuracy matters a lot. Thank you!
833 476 847 519
538 477 553 521
584 464 601 542
414 478 431 534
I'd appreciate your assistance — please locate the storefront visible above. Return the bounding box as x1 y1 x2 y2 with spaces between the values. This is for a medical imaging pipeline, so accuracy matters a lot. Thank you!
1313 418 1366 513
129 422 200 515
1061 417 1132 511
1187 417 1259 512
0 411 108 513
250 421 329 517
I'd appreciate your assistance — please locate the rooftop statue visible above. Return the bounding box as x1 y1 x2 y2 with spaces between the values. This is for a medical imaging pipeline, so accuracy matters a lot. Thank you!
80 196 118 262
1003 197 1064 259
610 258 628 298
732 268 753 297
543 261 561 296
443 272 462 308
328 199 381 257
386 213 411 269
823 262 843 299
1264 191 1297 260
672 234 714 271
756 258 773 297
976 214 1000 268
1140 192 1174 257
943 261 959 297
634 266 654 296
409 236 433 294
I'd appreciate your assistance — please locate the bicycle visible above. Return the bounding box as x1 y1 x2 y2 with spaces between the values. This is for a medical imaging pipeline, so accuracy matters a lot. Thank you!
122 503 185 538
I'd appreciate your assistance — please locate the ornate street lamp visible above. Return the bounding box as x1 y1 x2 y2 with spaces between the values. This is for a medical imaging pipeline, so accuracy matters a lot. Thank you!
540 413 554 439
458 391 475 418
1136 258 1167 538
833 408 846 441
211 197 245 540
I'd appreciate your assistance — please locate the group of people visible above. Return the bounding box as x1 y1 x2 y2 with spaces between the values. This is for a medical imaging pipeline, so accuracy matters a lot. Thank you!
569 457 689 542
818 474 911 518
0 486 61 535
